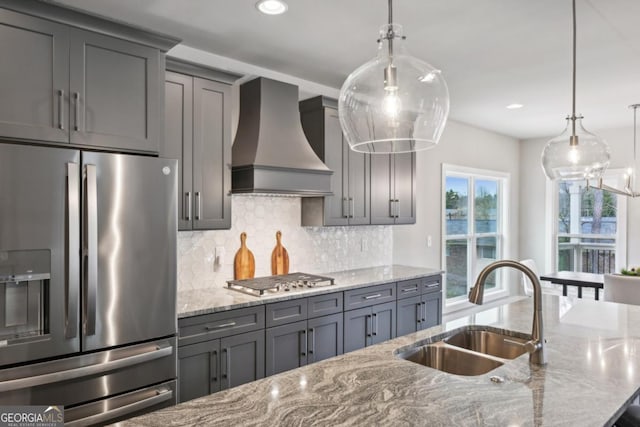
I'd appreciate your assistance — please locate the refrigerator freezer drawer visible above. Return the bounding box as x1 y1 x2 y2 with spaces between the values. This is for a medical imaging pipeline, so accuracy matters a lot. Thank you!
65 380 176 426
0 338 176 406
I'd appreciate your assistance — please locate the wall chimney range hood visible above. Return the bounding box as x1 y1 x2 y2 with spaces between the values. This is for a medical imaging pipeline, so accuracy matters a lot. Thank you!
232 77 333 196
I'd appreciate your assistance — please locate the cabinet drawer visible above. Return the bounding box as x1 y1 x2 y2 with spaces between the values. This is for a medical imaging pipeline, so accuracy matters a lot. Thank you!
397 279 421 299
308 292 343 319
422 275 442 294
344 283 395 310
178 306 265 346
266 299 308 328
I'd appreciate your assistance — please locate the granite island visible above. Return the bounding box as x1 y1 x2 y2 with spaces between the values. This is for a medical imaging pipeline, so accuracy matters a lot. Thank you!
118 293 640 426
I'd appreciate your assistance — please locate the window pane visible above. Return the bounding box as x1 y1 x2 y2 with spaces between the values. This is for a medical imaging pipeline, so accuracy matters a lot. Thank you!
445 239 467 298
475 179 498 233
558 236 616 274
558 182 617 235
445 177 468 235
476 237 498 290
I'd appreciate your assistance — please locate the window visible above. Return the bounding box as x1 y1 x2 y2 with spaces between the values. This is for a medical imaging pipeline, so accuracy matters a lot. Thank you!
553 172 627 273
442 165 509 306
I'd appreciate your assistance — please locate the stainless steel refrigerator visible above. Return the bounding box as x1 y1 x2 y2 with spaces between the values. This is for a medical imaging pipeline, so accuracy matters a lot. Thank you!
0 143 178 425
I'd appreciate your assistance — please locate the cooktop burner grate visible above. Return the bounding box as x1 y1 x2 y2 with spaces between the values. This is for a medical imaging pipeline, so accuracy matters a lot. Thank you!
227 272 335 296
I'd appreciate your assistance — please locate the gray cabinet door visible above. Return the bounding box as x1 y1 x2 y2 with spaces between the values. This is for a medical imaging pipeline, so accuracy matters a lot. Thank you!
323 110 349 226
396 294 421 337
178 339 220 403
307 313 343 364
370 154 395 225
192 78 231 230
69 29 160 152
422 292 442 329
0 10 69 143
343 307 371 353
347 146 370 225
220 330 265 390
164 71 193 231
371 302 396 345
265 320 307 376
393 152 416 224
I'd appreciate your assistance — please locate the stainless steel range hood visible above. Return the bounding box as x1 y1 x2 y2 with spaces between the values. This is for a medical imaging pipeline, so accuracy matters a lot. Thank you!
232 77 332 196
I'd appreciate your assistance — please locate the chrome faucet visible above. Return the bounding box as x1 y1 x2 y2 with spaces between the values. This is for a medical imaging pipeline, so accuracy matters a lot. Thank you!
469 260 547 365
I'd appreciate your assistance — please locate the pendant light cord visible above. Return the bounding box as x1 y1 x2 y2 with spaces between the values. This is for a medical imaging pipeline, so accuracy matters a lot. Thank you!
571 0 577 139
635 105 638 163
387 0 394 59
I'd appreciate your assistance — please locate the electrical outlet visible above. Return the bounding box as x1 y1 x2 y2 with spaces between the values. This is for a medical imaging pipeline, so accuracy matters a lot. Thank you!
361 238 368 252
427 235 432 247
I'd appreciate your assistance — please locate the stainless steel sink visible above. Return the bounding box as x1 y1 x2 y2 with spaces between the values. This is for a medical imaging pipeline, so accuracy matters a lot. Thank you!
395 326 532 376
398 342 504 376
445 330 528 360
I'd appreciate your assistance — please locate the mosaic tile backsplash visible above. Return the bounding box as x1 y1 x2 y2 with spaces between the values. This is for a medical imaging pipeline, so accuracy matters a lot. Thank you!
177 195 393 291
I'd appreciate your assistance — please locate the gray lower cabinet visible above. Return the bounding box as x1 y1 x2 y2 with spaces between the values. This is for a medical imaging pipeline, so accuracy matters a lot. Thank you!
178 330 265 403
370 152 416 224
300 96 369 226
344 301 396 353
265 313 344 376
396 276 443 336
0 7 164 153
164 63 234 230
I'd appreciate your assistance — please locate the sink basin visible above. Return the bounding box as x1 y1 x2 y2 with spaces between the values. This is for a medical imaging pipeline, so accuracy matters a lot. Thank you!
398 342 504 376
445 330 528 360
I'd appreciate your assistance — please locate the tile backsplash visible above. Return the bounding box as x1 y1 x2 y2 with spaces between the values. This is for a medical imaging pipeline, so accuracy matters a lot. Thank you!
177 195 393 291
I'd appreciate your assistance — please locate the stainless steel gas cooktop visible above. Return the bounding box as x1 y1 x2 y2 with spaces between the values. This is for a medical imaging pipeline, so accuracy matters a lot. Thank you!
227 272 335 296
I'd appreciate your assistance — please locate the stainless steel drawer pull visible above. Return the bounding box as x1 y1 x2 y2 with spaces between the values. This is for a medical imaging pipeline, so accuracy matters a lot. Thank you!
402 287 418 293
364 294 382 300
206 321 236 330
427 283 440 288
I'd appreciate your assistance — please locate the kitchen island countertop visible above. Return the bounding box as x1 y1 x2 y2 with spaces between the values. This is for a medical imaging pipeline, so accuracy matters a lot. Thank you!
177 265 443 318
119 295 640 426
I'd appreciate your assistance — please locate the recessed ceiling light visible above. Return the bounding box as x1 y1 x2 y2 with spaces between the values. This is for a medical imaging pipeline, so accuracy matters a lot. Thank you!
256 0 288 15
506 103 524 110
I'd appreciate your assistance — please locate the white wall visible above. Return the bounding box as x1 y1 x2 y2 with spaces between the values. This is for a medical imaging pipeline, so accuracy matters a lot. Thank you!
392 120 521 294
519 125 640 271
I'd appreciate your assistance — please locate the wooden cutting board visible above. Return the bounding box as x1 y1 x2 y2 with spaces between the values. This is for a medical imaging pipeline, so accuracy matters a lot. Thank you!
271 230 289 275
234 232 255 280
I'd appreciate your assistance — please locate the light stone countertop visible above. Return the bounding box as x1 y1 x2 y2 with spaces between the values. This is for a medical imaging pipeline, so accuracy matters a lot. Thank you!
177 265 443 318
121 295 640 426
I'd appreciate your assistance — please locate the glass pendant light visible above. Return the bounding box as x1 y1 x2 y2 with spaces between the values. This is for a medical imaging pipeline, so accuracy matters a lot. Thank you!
338 0 449 154
541 0 610 180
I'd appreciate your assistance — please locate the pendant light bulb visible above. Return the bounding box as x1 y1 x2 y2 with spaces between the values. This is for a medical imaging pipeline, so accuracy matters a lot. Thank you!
540 0 610 180
338 1 449 154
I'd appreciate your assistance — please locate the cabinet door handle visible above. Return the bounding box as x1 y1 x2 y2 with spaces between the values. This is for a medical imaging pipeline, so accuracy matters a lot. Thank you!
58 89 64 130
185 192 192 221
309 328 315 357
394 199 400 218
364 294 382 300
300 329 307 357
349 197 355 218
422 301 427 322
416 303 422 324
372 313 378 336
210 350 218 382
74 92 80 131
342 197 348 218
389 199 394 218
427 282 440 289
195 192 201 220
365 314 372 337
221 348 229 380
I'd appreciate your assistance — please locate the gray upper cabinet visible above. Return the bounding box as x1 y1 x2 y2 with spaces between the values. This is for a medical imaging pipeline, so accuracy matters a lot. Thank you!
300 96 369 226
370 152 416 224
69 29 161 152
164 62 237 230
0 4 172 153
0 9 69 143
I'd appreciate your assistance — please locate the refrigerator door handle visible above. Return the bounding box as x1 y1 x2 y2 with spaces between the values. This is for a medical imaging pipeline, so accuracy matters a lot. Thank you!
0 342 173 393
65 386 173 427
83 164 98 337
66 162 80 339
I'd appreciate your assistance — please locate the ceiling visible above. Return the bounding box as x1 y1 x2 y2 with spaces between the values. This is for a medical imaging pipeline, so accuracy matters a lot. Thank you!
48 0 640 140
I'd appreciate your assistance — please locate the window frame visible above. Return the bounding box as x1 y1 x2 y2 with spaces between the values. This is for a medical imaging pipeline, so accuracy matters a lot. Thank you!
441 164 510 312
